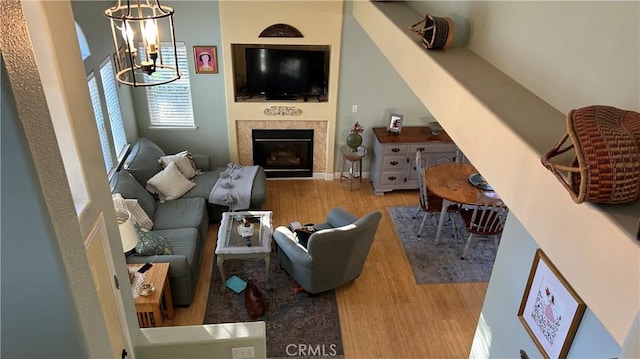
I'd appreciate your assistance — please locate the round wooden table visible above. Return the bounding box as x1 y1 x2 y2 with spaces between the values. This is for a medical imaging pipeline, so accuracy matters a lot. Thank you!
425 163 480 205
425 163 486 243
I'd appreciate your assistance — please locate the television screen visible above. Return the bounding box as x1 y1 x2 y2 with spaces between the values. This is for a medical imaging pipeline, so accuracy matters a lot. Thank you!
245 48 325 99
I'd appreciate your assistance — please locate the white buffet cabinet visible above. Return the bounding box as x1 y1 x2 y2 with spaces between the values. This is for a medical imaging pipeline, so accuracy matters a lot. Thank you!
370 127 458 195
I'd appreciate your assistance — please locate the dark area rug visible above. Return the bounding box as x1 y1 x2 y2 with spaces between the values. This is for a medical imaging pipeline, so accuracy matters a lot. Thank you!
203 250 344 358
388 206 498 284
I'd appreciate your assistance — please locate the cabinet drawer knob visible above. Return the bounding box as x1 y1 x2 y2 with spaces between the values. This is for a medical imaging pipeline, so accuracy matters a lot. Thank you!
391 147 400 153
388 176 397 181
389 160 399 166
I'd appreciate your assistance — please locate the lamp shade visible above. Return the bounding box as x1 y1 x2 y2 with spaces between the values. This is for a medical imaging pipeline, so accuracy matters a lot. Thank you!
116 210 138 253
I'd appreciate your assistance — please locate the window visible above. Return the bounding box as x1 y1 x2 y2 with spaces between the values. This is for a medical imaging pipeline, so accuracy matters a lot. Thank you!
99 57 127 160
86 57 128 177
87 72 114 172
142 41 195 128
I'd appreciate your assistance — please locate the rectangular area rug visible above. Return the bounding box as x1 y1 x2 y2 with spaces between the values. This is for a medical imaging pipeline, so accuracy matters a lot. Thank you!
388 206 499 284
203 250 344 358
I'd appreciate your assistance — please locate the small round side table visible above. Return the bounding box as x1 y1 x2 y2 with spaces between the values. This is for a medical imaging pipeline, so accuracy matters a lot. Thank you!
340 145 367 190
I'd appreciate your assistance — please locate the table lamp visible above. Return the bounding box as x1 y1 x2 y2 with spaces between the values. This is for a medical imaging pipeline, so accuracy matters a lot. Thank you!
116 210 138 257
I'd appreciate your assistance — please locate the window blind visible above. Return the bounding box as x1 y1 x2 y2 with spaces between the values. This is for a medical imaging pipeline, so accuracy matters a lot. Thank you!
87 73 114 171
143 41 195 127
99 58 127 158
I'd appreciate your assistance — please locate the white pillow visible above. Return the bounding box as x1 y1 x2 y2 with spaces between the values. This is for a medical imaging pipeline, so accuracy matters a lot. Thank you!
158 151 199 179
111 193 154 230
146 161 195 202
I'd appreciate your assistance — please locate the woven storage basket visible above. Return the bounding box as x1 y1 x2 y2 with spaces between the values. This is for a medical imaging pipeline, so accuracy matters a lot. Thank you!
541 105 640 204
410 14 454 50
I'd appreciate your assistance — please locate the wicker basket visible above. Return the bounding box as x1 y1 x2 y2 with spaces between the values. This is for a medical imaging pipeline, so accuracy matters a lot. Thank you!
410 14 454 50
541 105 640 204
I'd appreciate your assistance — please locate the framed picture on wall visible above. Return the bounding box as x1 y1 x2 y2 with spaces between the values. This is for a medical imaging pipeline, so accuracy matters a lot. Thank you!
387 113 403 135
193 46 218 74
517 249 586 359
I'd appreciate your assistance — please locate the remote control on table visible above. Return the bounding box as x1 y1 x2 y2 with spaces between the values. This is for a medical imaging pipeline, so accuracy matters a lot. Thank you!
138 262 153 273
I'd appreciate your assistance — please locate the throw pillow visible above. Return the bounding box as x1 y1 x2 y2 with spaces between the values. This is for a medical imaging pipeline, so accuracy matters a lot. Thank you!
146 161 196 202
158 151 200 179
134 224 172 255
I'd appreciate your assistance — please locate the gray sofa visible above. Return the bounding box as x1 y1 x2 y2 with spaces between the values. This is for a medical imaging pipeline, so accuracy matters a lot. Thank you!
123 137 267 222
273 208 382 294
111 137 267 306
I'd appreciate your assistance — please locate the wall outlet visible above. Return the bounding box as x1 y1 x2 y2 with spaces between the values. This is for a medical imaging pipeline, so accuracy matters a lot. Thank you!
352 104 358 113
232 347 255 359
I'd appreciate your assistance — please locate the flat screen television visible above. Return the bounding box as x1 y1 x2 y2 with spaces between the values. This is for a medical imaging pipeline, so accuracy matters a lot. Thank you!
244 47 326 100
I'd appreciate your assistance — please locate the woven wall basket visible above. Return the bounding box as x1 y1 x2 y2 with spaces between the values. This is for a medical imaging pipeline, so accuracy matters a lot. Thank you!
541 105 640 204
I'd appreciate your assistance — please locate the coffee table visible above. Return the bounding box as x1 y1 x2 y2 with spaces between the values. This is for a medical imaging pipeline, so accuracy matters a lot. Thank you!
215 211 273 290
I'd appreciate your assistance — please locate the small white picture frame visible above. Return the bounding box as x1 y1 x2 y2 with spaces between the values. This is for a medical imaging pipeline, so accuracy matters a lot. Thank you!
387 113 404 135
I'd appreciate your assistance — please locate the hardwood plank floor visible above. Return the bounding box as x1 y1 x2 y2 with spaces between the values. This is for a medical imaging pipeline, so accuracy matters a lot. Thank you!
162 179 487 358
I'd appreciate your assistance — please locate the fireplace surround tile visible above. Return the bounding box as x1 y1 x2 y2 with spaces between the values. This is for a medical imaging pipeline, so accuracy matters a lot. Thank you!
237 120 328 173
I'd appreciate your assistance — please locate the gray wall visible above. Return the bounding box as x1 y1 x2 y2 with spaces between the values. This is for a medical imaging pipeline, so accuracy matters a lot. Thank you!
131 1 231 168
335 1 434 171
1 58 89 359
472 215 619 358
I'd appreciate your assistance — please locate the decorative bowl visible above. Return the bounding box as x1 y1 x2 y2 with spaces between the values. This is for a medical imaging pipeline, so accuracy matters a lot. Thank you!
428 121 443 135
138 283 155 296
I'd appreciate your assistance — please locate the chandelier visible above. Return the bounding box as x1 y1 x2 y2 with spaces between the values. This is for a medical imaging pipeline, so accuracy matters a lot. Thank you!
105 0 180 87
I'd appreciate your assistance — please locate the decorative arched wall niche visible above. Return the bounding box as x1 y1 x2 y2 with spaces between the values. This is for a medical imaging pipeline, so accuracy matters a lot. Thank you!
259 23 303 38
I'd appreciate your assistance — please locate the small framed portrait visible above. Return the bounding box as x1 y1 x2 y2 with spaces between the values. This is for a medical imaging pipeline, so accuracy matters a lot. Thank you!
193 46 218 74
387 113 404 135
517 249 586 359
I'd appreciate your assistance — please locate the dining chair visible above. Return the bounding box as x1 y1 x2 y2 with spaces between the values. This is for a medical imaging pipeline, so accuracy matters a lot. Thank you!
414 150 459 238
455 147 469 164
459 191 509 259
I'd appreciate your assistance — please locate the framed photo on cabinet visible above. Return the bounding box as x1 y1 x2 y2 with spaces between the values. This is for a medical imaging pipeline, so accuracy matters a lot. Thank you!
387 113 403 135
517 249 586 359
193 46 218 74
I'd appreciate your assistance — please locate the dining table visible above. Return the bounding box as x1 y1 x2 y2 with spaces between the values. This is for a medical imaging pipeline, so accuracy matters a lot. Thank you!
424 163 494 244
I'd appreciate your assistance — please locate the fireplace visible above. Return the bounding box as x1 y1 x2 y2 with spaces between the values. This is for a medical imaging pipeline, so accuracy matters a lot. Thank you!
252 129 314 178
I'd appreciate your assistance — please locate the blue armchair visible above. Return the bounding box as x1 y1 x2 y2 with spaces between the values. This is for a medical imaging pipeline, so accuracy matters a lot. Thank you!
273 208 382 294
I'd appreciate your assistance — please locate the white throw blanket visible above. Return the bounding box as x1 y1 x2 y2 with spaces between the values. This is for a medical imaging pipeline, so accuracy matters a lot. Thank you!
209 163 259 211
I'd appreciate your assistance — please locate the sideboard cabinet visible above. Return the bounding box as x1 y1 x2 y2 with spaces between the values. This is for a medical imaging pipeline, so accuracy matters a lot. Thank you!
370 127 457 195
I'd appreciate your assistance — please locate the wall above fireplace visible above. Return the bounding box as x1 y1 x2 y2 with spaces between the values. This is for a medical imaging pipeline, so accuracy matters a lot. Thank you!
219 1 343 178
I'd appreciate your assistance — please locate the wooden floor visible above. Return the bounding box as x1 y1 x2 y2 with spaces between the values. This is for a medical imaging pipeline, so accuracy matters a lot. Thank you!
163 179 487 358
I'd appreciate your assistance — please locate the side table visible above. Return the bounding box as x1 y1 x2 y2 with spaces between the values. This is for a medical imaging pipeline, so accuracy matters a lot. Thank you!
340 145 367 190
127 263 174 327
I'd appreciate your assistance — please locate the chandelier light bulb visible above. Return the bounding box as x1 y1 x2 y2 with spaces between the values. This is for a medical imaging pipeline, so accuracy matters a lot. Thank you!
142 19 157 53
121 22 135 51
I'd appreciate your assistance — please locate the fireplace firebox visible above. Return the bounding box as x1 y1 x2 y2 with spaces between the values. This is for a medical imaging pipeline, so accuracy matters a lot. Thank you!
252 129 314 178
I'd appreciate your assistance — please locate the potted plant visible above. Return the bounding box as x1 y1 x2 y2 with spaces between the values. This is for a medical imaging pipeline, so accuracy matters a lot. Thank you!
346 121 364 151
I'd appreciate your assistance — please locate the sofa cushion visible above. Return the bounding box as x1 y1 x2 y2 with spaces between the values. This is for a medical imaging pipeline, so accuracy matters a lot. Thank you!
126 227 199 306
146 161 196 202
111 171 156 219
181 169 223 199
153 197 207 232
125 137 165 185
